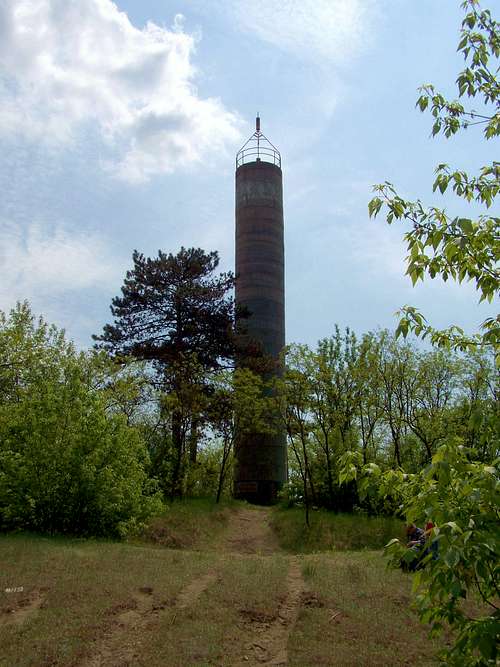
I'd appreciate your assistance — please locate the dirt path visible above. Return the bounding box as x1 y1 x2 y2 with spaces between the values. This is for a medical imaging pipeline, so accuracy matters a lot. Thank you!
237 556 305 666
221 507 306 666
83 588 157 667
81 507 304 666
175 571 218 610
224 507 282 556
83 573 219 666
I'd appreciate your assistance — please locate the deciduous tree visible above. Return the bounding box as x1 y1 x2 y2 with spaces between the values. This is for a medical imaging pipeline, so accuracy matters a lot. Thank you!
208 368 271 503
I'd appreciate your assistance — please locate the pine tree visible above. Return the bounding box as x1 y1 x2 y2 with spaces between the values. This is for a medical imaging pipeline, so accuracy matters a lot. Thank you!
94 247 236 497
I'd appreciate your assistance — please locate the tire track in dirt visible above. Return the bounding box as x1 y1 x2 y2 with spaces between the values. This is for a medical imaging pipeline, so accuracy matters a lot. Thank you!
0 588 46 628
82 507 298 666
83 587 155 667
175 571 218 610
82 571 218 666
237 557 306 666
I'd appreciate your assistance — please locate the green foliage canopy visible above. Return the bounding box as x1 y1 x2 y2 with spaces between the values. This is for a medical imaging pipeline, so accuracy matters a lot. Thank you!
0 302 162 536
369 0 500 355
94 247 236 373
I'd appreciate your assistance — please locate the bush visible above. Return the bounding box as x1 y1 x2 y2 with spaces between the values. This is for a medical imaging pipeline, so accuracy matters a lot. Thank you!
0 303 163 537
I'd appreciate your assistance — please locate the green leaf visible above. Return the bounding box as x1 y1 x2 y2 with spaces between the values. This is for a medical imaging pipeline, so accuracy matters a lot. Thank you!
431 231 443 250
368 197 383 218
457 218 473 235
443 521 462 534
444 547 460 568
417 96 429 112
444 244 458 262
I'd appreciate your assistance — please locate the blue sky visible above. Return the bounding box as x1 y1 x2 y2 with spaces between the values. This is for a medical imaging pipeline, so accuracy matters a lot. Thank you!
0 0 496 348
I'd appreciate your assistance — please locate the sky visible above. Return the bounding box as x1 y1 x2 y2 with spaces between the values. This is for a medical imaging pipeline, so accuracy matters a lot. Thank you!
0 0 497 349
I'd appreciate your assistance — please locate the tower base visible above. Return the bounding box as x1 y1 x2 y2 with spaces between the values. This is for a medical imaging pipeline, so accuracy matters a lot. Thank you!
233 479 282 505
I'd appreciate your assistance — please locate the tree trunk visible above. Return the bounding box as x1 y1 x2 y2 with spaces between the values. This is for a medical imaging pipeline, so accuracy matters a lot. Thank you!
325 443 334 509
299 422 317 505
391 425 402 468
189 418 199 463
360 409 368 464
300 434 314 520
216 437 232 503
304 486 310 528
170 408 184 500
287 431 310 528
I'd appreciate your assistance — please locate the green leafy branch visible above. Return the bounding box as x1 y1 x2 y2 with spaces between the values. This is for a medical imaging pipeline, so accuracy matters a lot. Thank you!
416 1 499 139
394 307 500 354
370 184 499 290
338 442 500 665
368 0 499 356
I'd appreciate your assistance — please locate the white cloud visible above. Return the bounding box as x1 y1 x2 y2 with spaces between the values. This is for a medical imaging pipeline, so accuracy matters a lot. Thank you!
0 0 240 182
0 221 119 311
220 0 377 64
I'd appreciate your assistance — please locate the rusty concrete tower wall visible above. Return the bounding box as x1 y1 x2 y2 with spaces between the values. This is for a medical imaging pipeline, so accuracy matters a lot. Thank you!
234 118 287 504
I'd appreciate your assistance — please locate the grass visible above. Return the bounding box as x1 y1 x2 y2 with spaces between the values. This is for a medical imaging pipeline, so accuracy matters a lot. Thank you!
145 554 289 665
0 530 289 667
139 496 239 551
0 502 450 666
289 551 447 666
271 505 405 552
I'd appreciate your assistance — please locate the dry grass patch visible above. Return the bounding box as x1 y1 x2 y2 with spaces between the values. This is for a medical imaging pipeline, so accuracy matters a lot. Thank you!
0 533 217 666
140 553 289 666
288 551 448 666
1 506 459 666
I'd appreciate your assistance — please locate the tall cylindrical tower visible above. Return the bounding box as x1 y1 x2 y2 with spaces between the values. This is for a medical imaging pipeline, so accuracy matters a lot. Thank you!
234 117 287 504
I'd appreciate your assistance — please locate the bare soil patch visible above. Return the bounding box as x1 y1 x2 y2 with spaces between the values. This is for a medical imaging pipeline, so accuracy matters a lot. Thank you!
83 567 218 665
224 507 282 555
0 587 46 628
83 588 157 667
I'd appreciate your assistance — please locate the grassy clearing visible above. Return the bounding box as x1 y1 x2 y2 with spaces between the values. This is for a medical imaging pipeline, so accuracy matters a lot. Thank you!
271 506 405 552
0 504 451 666
0 533 216 666
139 497 239 551
289 551 446 666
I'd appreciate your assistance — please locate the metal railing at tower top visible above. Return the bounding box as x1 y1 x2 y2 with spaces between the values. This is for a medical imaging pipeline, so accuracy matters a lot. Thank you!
236 115 281 169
